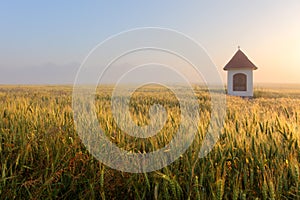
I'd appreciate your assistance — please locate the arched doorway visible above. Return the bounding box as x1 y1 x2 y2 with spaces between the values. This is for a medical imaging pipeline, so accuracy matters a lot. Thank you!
233 73 247 91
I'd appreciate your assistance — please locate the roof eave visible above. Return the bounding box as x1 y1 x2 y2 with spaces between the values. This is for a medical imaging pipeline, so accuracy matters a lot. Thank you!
223 66 258 70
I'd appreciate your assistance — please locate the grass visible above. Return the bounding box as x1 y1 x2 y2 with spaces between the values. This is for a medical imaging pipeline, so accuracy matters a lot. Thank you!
0 85 299 199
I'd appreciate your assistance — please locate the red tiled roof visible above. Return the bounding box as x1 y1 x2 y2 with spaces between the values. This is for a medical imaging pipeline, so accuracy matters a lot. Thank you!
223 49 257 70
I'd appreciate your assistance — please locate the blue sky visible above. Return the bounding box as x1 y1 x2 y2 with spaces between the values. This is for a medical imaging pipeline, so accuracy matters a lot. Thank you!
0 1 300 84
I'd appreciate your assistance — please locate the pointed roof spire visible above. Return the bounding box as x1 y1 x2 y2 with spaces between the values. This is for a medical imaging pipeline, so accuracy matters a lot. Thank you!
223 48 257 70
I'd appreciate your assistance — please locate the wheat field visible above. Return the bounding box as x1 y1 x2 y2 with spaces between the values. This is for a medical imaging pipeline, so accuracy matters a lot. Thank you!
0 85 299 199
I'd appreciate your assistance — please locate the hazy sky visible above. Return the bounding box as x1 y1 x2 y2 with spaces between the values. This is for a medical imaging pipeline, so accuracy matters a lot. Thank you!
0 1 299 84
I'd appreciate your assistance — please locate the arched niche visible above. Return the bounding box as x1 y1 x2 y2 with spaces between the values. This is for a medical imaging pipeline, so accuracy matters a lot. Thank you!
233 73 247 91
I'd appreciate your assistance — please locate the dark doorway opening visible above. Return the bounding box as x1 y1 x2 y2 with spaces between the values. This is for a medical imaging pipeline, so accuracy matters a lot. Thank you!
233 73 247 91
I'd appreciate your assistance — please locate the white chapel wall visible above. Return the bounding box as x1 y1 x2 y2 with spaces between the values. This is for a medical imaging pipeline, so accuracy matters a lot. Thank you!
227 69 253 97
